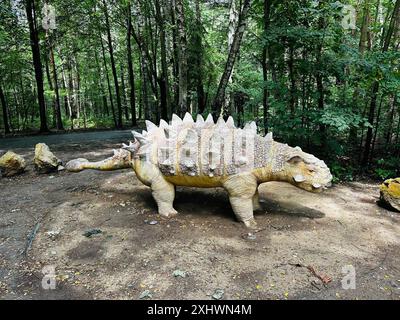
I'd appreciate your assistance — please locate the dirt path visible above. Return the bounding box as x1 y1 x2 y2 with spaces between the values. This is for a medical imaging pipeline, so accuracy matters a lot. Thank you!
0 137 399 300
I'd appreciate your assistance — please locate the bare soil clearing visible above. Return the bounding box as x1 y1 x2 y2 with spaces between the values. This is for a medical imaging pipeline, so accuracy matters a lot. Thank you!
0 132 399 300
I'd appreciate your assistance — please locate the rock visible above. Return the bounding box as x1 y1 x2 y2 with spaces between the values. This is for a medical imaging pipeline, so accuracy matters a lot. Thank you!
172 270 187 278
34 143 62 174
212 288 224 300
139 290 152 299
83 229 102 238
0 151 26 177
379 178 400 212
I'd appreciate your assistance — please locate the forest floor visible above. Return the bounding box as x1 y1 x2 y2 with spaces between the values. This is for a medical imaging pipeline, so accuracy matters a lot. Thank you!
0 130 399 300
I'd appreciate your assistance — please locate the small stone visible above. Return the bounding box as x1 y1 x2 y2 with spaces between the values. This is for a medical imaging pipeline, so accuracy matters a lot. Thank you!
149 220 158 225
83 229 102 237
173 270 187 278
242 232 256 240
212 289 224 300
0 151 26 177
46 230 60 240
139 290 152 299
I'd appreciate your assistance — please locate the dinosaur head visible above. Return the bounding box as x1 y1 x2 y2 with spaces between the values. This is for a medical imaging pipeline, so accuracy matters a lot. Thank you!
282 146 332 193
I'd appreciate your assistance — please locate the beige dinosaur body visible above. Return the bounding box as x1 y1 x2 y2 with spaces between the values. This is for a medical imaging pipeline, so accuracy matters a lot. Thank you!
66 113 332 228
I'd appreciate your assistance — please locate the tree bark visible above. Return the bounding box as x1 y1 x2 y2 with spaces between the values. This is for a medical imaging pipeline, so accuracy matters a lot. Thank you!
175 0 188 116
155 0 170 120
100 33 117 128
262 0 271 134
212 0 252 118
25 0 49 132
103 0 123 128
127 2 137 126
49 41 64 130
0 85 10 134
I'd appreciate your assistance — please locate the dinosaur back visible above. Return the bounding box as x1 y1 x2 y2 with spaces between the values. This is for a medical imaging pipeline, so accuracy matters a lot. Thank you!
132 113 275 178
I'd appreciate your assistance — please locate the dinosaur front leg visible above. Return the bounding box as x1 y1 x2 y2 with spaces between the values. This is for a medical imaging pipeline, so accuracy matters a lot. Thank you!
223 173 258 229
151 175 178 218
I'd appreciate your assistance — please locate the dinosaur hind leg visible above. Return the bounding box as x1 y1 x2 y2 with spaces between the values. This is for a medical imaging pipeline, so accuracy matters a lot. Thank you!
252 189 262 211
223 173 258 229
151 175 178 218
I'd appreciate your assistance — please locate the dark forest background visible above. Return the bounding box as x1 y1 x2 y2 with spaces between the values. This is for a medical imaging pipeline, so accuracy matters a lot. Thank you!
0 0 399 181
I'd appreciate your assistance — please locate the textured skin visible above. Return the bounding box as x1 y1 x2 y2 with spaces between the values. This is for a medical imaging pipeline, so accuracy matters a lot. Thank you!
66 113 333 228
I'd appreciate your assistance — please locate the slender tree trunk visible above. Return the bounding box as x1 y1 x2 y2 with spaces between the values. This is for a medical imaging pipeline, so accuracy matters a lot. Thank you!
262 0 271 134
212 0 252 118
316 8 326 145
50 42 64 130
170 0 179 114
175 0 188 116
155 0 170 121
127 2 137 126
0 85 10 134
120 65 129 121
287 43 296 115
94 48 109 117
100 34 117 128
45 49 57 128
25 0 49 132
385 95 397 144
370 94 384 162
194 0 206 114
103 0 122 128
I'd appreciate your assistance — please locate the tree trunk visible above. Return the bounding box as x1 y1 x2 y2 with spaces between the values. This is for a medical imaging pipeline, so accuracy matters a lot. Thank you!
362 0 400 166
127 2 137 126
262 0 271 134
100 33 117 128
25 0 49 132
0 85 10 134
194 0 206 114
120 65 129 121
175 0 188 116
45 49 57 128
50 43 64 130
155 0 170 121
103 0 123 128
212 0 252 118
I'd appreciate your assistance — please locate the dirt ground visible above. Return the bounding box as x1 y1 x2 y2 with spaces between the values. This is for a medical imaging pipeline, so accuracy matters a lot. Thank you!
0 132 399 300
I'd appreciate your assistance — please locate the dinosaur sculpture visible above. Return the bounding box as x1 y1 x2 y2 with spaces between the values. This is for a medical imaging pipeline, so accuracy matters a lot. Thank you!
66 113 332 228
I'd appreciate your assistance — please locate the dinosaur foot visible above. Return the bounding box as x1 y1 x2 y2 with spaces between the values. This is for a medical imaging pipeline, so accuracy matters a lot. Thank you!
243 218 258 230
159 208 178 218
